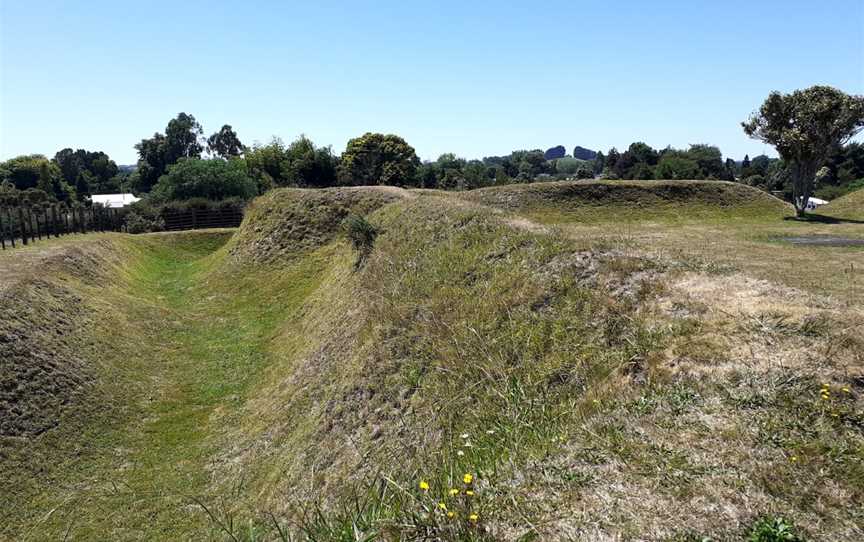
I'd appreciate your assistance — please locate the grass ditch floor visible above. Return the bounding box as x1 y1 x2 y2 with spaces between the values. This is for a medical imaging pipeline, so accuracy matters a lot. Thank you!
2 230 332 539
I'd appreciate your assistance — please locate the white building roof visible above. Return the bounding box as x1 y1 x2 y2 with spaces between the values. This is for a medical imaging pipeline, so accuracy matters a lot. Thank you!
90 193 141 208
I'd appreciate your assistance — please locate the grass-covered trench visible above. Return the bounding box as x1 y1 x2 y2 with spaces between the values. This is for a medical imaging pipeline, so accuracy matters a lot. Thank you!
2 230 335 539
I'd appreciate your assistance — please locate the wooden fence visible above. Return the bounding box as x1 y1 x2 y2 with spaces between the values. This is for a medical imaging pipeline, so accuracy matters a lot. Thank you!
0 204 124 250
162 208 244 231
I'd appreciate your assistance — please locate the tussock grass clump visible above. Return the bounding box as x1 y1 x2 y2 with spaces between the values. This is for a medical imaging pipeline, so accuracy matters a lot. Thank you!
343 213 378 267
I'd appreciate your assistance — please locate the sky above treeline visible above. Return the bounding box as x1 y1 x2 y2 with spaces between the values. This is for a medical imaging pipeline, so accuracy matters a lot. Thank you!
1 0 862 165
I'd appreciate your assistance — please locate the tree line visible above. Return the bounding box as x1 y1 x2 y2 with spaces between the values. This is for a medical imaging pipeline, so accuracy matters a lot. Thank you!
1 86 862 220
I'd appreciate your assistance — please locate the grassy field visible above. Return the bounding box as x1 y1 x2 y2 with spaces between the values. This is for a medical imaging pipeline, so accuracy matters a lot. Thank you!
2 181 862 540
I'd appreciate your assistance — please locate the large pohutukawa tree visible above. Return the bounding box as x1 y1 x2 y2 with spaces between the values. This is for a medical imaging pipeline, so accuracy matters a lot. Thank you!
742 86 864 216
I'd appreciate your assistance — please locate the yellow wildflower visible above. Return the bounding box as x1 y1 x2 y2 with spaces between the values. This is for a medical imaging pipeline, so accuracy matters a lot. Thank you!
466 490 475 496
449 488 459 496
842 387 850 393
463 473 473 484
790 456 798 463
469 513 479 522
438 502 447 510
419 480 430 491
447 511 455 518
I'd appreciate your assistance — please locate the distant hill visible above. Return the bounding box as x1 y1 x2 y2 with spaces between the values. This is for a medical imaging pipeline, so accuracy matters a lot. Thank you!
544 145 566 160
573 146 597 160
118 164 137 173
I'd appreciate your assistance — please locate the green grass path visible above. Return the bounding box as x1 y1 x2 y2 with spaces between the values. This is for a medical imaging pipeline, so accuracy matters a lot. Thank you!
17 232 326 540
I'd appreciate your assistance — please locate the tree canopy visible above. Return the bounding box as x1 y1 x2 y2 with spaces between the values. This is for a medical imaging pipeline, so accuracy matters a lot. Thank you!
133 113 205 193
207 125 245 159
743 85 864 215
150 158 258 202
338 133 419 186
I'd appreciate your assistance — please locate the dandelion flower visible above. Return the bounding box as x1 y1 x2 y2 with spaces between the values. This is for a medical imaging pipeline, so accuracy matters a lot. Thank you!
463 473 473 484
447 511 455 518
419 480 430 491
466 490 475 496
449 488 460 496
842 387 851 393
438 502 447 511
469 513 479 522
790 456 798 462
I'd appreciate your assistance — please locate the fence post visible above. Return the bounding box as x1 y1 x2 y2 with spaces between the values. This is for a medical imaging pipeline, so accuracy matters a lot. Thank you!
7 208 15 248
34 208 42 241
18 206 28 245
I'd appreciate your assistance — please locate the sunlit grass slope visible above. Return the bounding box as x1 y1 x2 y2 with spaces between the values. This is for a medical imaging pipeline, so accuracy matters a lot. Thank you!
463 180 792 223
2 183 862 541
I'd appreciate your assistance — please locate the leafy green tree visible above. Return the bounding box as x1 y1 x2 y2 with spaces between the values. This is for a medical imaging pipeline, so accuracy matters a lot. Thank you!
245 137 289 190
725 158 737 179
207 124 244 159
750 155 771 176
134 113 204 193
413 162 438 188
283 135 337 187
0 154 73 201
743 85 864 215
615 142 658 178
338 133 419 186
150 158 258 202
593 151 605 175
655 153 700 179
687 144 726 179
462 160 488 190
54 148 119 196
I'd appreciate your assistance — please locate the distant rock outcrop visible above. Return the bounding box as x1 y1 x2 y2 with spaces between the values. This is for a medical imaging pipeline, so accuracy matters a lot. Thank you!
544 146 566 160
573 146 597 161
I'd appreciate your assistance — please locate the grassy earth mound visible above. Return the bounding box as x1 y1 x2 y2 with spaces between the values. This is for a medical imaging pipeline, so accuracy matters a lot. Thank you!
2 185 862 541
0 240 129 437
225 186 406 264
463 180 792 223
822 187 864 220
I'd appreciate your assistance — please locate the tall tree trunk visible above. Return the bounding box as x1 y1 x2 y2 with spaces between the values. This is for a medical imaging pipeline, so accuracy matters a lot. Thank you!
791 160 817 217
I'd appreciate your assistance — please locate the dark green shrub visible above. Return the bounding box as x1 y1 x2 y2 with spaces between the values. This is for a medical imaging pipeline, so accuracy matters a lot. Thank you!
125 210 165 234
747 517 804 542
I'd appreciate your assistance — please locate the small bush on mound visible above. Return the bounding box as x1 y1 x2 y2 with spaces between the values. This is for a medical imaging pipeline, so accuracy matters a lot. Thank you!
344 213 378 266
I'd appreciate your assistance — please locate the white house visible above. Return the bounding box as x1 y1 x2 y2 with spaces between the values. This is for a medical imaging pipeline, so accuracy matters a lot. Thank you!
90 193 141 208
805 197 829 211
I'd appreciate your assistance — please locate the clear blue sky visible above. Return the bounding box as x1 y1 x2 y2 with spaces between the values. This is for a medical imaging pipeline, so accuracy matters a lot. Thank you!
1 0 862 164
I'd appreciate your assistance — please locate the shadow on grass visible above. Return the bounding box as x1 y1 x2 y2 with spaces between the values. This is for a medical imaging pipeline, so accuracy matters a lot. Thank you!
782 213 864 225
